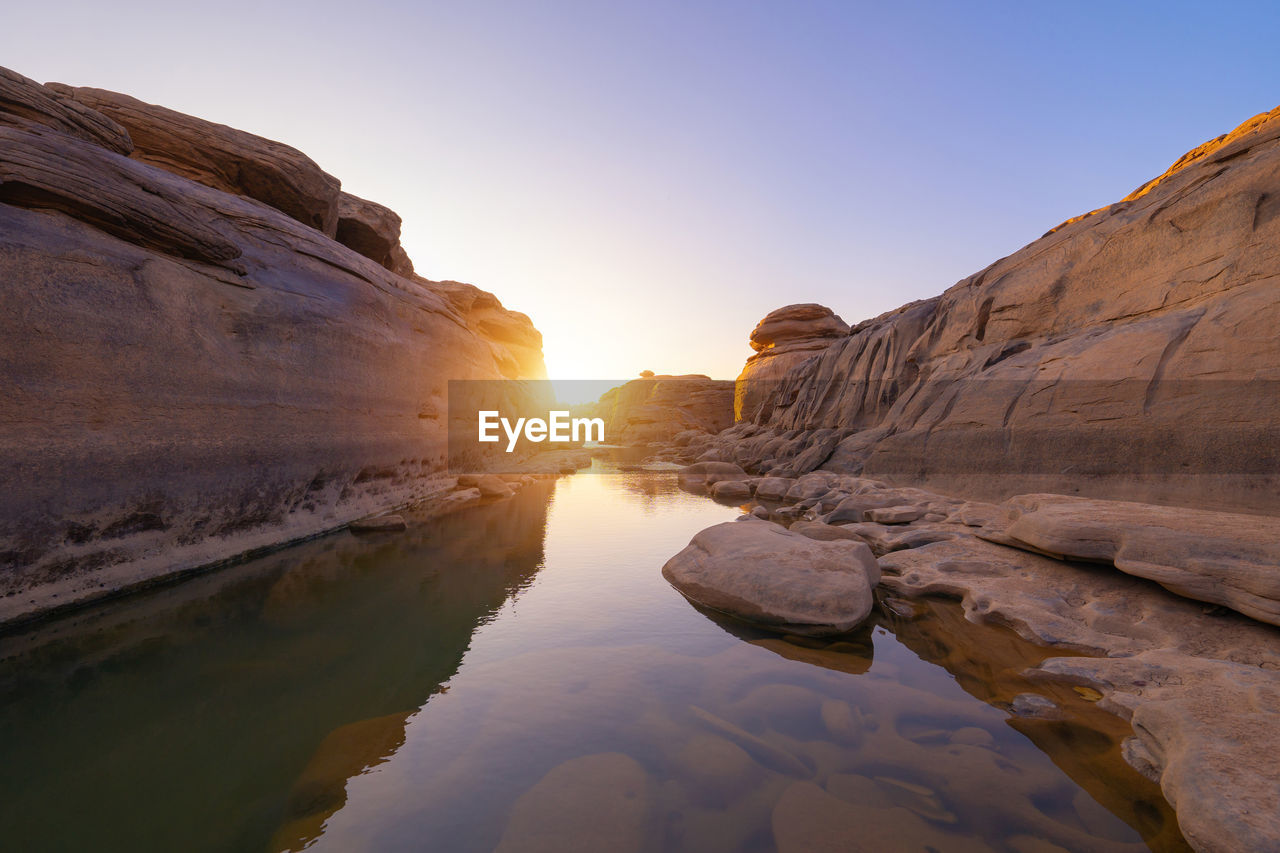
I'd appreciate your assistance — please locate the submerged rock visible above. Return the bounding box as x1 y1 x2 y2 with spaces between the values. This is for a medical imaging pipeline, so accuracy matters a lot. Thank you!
771 780 991 853
493 752 652 853
662 520 880 636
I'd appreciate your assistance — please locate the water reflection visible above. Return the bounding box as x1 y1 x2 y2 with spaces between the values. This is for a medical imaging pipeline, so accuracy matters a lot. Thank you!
0 466 1188 852
0 482 556 853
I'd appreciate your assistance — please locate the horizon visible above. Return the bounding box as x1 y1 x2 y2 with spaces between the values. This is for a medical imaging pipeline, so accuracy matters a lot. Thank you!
5 1 1278 380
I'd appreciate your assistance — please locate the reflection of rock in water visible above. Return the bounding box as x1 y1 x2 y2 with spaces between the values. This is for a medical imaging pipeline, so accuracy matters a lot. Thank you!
687 600 877 676
0 482 555 853
887 599 1188 852
672 593 1180 851
270 711 413 852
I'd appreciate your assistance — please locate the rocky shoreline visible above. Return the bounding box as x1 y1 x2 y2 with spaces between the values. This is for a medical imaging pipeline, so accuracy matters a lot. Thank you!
624 100 1280 851
0 64 555 624
659 467 1280 850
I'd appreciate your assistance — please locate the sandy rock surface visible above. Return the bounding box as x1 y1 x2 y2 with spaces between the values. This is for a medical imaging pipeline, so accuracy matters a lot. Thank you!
662 520 880 636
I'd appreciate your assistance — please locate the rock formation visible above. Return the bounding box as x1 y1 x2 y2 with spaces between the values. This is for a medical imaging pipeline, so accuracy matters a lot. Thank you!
734 303 848 423
46 82 343 234
589 374 733 445
0 65 545 625
983 493 1280 627
725 105 1280 514
659 102 1280 852
335 191 415 277
669 468 1280 850
662 519 880 636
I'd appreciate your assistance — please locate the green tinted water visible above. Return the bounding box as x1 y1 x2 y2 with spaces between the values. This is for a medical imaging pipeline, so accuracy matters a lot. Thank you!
0 463 1186 852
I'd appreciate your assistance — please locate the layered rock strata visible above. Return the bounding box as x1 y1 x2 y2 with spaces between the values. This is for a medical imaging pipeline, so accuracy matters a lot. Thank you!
670 469 1280 851
589 375 734 445
734 303 848 423
723 105 1280 513
0 66 544 624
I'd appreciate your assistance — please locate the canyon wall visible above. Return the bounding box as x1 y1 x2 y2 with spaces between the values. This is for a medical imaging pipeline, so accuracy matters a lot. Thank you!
590 375 734 445
729 104 1280 513
0 66 545 624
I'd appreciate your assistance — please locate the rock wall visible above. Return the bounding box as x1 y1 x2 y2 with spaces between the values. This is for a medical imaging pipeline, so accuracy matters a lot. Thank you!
590 375 734 445
732 105 1280 513
734 303 848 423
0 66 545 624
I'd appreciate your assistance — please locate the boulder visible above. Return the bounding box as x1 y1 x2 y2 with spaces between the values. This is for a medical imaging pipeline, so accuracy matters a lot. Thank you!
474 474 515 498
709 480 752 500
788 521 867 543
867 505 925 525
0 124 243 271
334 191 414 276
753 477 795 501
429 280 545 380
986 493 1280 627
46 82 343 233
824 494 902 524
677 461 747 492
661 520 880 636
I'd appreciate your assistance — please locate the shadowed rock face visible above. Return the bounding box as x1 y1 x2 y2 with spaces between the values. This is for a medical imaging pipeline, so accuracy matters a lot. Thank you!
335 192 415 277
45 82 343 234
728 105 1280 513
0 66 545 624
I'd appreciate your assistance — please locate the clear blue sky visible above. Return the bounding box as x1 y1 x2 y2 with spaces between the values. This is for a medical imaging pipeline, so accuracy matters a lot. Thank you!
4 1 1277 379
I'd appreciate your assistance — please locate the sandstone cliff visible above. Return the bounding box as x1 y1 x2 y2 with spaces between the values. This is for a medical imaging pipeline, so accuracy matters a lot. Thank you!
589 375 734 445
728 105 1280 513
0 66 545 624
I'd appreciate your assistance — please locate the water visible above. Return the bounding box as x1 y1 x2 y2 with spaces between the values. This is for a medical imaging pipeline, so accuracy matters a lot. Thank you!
0 462 1187 852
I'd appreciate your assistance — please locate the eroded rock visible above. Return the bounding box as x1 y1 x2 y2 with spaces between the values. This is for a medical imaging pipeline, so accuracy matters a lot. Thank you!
47 82 343 233
662 520 880 636
335 191 414 276
987 493 1280 627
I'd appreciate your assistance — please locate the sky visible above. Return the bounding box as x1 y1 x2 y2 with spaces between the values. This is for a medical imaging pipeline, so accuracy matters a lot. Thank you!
4 1 1278 381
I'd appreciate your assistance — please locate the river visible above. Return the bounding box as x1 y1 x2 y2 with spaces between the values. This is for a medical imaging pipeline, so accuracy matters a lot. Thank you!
0 461 1188 852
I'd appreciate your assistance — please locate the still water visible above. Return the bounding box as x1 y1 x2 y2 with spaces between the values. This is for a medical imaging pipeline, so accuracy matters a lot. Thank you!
0 462 1187 852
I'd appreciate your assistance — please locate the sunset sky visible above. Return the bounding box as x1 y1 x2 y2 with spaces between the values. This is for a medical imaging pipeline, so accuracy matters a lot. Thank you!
5 1 1277 381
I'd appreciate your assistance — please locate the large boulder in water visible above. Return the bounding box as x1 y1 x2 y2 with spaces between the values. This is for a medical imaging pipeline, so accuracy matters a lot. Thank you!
662 520 880 636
